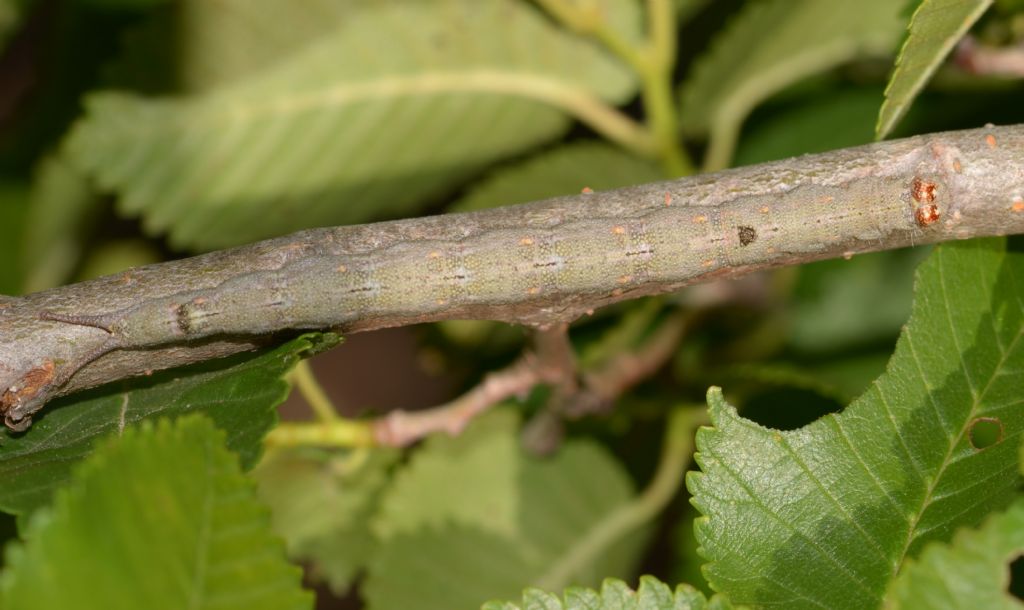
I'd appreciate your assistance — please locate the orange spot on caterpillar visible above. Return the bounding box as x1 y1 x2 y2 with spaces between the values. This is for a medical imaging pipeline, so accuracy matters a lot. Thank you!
436 298 448 306
1011 199 1024 213
581 186 594 194
617 275 633 284
915 203 940 227
428 251 441 259
611 288 624 297
952 159 962 173
664 192 672 206
527 286 540 295
985 134 997 148
702 259 715 268
519 237 534 246
819 196 835 204
693 215 708 224
336 264 347 273
611 226 627 235
759 206 770 214
911 177 937 203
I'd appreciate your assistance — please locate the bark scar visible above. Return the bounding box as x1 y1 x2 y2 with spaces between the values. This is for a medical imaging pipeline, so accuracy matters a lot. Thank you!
1 360 55 431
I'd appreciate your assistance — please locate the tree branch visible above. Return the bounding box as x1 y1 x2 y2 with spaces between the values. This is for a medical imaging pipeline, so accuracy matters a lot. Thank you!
2 125 1023 430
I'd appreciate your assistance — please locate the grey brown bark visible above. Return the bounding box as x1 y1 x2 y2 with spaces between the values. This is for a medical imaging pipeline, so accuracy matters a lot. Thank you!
2 125 1023 430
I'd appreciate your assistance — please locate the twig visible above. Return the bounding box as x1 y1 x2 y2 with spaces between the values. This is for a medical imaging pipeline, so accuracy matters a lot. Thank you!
3 126 1023 429
290 360 339 422
955 36 1024 78
578 310 688 409
373 325 574 447
374 312 687 447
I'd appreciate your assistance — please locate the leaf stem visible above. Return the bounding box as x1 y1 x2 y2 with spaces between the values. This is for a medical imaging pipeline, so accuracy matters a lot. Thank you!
536 0 693 175
264 418 376 448
639 0 691 176
534 0 645 66
535 406 702 590
291 360 338 422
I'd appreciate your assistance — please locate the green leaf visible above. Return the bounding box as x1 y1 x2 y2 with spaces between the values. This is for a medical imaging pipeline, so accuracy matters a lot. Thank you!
679 0 904 170
876 0 994 139
482 575 739 610
0 415 312 610
372 409 521 540
106 0 357 94
550 0 646 46
68 0 636 251
451 141 663 212
689 238 1024 609
364 435 645 610
0 332 340 517
733 87 884 167
22 152 103 292
253 447 398 595
787 248 925 354
884 499 1024 609
73 238 163 282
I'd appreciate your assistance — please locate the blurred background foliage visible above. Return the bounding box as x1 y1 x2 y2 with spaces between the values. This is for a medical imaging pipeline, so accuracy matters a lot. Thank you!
0 1 1022 608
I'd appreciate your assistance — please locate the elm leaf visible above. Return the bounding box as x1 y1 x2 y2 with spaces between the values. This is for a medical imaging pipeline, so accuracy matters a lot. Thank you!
689 238 1024 609
68 0 636 251
364 437 644 610
254 446 398 595
482 575 739 610
876 0 994 139
679 0 903 170
884 499 1024 609
0 332 339 517
0 415 312 610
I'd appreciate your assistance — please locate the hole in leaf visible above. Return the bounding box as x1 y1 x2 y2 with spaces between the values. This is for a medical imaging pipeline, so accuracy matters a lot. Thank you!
1008 554 1024 601
968 417 1003 450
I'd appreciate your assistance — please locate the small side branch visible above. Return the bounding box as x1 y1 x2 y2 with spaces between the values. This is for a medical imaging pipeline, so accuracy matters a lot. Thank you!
955 36 1024 78
272 311 691 449
373 324 576 447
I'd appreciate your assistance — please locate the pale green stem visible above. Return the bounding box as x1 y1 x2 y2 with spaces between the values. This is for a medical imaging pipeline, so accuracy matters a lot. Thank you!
265 418 376 448
536 0 693 174
640 70 691 176
646 0 677 69
535 0 647 67
639 0 692 176
535 405 704 590
702 120 740 173
291 359 338 422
